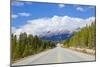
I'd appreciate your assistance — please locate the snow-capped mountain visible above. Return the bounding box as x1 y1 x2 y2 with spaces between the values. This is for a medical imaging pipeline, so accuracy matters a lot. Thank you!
40 30 73 41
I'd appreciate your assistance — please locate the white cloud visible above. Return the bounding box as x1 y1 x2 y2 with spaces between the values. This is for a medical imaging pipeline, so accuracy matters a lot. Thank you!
58 4 65 8
13 16 95 36
12 12 30 19
76 7 84 12
88 6 95 9
12 14 18 19
18 12 30 17
12 27 16 33
12 1 34 6
12 2 24 6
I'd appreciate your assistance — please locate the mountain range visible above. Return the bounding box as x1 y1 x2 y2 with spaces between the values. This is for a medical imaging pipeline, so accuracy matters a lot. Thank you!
40 30 74 42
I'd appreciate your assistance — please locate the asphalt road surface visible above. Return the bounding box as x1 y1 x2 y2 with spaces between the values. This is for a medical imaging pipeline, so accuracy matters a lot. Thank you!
12 46 95 66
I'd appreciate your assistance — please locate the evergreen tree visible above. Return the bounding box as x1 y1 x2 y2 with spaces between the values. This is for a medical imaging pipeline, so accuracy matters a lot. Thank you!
12 33 56 61
63 22 96 49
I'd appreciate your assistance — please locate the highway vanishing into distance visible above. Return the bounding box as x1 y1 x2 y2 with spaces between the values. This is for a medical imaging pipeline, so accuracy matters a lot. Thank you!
12 46 95 66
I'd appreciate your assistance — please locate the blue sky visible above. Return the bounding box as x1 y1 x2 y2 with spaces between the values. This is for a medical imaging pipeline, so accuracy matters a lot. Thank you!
12 1 95 28
11 1 96 36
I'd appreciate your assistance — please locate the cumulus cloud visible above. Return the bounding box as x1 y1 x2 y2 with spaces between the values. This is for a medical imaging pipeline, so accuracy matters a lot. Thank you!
18 12 31 17
58 4 65 8
12 14 18 19
13 16 95 36
76 7 84 12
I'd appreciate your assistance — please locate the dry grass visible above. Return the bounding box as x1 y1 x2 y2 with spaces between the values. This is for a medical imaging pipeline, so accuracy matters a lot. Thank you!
69 47 95 55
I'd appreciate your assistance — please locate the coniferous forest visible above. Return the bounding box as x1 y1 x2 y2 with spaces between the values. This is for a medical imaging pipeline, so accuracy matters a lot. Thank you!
11 21 96 62
11 33 56 62
63 22 96 50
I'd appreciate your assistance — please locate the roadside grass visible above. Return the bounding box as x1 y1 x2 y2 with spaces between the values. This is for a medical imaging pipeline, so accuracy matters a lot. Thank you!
63 46 95 55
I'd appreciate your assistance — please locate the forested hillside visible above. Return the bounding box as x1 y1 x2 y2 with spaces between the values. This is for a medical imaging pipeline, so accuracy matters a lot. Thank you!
11 33 56 62
63 22 96 49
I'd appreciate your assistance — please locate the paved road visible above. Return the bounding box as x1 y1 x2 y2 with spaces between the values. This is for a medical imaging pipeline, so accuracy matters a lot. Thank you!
12 46 95 66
